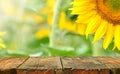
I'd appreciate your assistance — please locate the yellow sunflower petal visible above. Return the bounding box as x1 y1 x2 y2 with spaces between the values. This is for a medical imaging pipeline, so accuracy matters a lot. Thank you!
114 25 120 50
93 20 108 42
74 0 80 2
73 0 95 3
103 23 114 49
77 23 86 35
76 10 97 23
85 14 101 38
72 1 93 7
71 4 95 14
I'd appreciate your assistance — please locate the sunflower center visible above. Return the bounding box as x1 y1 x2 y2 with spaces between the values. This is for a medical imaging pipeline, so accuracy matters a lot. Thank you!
105 0 120 12
97 0 120 24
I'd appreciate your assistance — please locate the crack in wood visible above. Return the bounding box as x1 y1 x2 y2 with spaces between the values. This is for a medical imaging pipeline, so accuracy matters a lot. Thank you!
16 57 29 69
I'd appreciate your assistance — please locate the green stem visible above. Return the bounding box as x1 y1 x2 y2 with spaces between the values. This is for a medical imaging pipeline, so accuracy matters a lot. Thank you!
49 0 62 47
92 42 103 56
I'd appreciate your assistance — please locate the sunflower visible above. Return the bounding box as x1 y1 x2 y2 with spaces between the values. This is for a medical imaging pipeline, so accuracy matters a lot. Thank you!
71 0 120 50
43 0 76 32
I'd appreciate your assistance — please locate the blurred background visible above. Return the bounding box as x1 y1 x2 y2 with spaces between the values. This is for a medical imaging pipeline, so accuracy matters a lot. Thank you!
0 0 119 57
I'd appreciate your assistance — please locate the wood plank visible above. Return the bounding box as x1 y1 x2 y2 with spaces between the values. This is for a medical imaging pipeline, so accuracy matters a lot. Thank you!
96 57 120 74
62 57 107 70
0 57 120 74
111 56 120 67
0 57 28 74
17 57 42 74
17 57 62 74
96 57 120 69
61 57 110 74
0 57 28 70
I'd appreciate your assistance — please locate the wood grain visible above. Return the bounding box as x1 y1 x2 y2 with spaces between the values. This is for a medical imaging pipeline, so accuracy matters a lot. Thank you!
0 57 120 74
17 57 62 74
61 57 111 74
0 57 28 74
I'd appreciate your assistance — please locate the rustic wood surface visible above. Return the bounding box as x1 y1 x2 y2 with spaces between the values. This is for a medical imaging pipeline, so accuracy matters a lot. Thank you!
0 57 28 74
17 57 62 74
0 56 120 74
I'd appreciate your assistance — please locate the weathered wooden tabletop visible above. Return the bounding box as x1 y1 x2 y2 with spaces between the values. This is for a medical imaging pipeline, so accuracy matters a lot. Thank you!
0 57 120 74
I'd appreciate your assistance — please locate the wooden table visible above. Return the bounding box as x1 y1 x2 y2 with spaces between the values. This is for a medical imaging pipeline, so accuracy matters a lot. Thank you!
0 57 120 74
